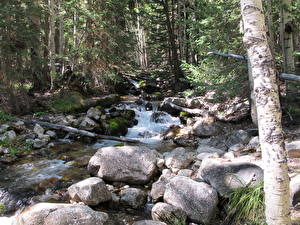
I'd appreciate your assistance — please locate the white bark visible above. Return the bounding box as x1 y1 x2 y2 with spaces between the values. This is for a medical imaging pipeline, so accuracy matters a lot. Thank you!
58 0 65 75
241 0 291 224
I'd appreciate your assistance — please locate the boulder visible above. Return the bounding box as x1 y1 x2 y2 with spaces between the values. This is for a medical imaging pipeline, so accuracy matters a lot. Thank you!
290 174 300 206
286 140 300 158
88 146 157 184
120 188 147 209
0 124 10 134
33 139 48 149
13 203 109 225
197 158 264 197
33 124 45 137
150 169 176 201
196 144 225 156
79 117 98 131
225 130 251 147
68 177 111 206
151 202 187 223
164 176 218 224
133 220 167 225
150 111 173 123
164 147 194 170
192 116 221 137
3 131 17 141
87 107 102 120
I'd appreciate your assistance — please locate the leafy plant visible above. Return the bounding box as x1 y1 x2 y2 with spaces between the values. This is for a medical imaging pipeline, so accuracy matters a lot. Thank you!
154 212 186 225
0 203 6 214
0 110 12 123
225 181 265 225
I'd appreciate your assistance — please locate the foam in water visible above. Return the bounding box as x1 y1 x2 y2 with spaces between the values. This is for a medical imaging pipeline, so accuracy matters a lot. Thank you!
123 103 181 144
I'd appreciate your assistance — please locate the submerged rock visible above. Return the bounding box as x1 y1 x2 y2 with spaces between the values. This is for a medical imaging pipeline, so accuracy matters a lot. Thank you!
13 203 109 225
164 176 218 224
68 177 111 206
88 146 157 184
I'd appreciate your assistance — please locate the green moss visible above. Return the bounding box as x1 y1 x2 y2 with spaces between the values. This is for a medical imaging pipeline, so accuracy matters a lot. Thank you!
138 80 146 87
0 110 12 123
152 92 161 95
94 94 120 107
0 138 33 156
0 203 5 214
107 117 129 136
49 91 84 113
120 110 135 120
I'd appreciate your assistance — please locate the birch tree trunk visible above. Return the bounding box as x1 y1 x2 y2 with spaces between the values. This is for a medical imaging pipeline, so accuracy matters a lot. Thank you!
241 0 291 224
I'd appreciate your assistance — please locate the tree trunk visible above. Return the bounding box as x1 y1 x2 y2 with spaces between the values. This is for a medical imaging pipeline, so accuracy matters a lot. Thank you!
241 0 291 224
161 0 184 81
280 0 295 73
58 0 65 76
48 0 56 90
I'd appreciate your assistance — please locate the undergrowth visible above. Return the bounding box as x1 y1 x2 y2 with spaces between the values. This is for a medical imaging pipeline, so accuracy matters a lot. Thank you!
225 181 265 225
0 138 33 155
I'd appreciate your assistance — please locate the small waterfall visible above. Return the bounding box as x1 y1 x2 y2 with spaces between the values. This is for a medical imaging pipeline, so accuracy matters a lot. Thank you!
122 102 181 144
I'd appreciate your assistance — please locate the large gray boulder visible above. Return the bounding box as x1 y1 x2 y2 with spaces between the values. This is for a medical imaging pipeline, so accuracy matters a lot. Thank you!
150 169 176 201
164 147 194 170
68 177 111 205
192 116 221 137
151 202 187 223
120 188 147 209
197 158 264 197
133 220 167 225
13 203 109 225
88 146 157 184
164 176 218 224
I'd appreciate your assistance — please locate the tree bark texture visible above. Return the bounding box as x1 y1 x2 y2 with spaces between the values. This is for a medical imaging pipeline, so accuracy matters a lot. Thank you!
241 0 291 224
48 0 56 90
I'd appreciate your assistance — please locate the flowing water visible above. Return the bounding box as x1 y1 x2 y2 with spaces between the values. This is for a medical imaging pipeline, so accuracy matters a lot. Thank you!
0 100 181 224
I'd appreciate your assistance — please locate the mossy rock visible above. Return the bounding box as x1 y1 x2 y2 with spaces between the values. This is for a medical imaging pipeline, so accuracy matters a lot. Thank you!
120 110 135 120
49 91 85 113
106 117 130 136
94 94 120 107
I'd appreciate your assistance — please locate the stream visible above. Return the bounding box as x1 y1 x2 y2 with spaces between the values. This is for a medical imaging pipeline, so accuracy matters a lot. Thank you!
0 100 181 224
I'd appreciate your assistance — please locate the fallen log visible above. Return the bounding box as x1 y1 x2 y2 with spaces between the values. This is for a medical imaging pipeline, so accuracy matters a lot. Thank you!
167 102 209 116
15 118 140 144
208 51 300 82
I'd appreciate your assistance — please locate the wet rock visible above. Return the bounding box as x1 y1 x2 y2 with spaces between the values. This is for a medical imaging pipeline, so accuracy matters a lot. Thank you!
45 130 56 139
151 202 187 223
145 102 153 111
164 147 194 170
151 111 172 123
0 154 18 164
0 188 27 214
197 158 263 197
120 188 147 209
0 124 10 134
150 169 175 202
13 203 109 225
88 146 157 184
87 107 102 120
68 177 111 206
33 124 44 136
164 176 218 224
33 139 48 149
79 117 98 131
133 220 167 225
192 116 220 137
